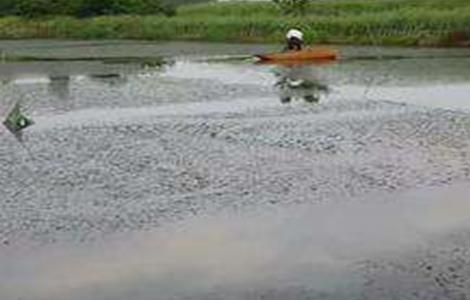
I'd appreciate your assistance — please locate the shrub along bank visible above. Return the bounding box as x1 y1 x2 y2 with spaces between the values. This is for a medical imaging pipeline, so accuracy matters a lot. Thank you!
1 0 470 47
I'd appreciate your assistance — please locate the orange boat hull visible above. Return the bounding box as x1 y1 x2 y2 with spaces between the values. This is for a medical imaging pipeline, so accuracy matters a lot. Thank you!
256 47 338 61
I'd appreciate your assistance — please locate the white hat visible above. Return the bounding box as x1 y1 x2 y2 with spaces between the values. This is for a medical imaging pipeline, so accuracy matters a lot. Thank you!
286 29 303 41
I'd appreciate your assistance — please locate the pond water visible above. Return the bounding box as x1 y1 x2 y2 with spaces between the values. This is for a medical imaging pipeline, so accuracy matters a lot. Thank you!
1 41 470 300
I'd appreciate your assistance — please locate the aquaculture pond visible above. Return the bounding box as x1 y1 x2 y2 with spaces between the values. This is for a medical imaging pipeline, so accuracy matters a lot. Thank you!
1 40 470 300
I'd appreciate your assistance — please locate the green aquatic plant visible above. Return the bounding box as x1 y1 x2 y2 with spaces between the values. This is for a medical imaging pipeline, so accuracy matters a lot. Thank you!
3 102 34 132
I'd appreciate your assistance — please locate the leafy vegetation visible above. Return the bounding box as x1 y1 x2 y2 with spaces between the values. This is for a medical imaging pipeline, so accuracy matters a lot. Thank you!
1 0 470 46
0 0 200 18
272 0 308 16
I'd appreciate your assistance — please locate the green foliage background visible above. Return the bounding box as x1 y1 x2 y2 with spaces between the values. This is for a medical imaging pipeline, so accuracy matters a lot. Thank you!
0 0 209 18
272 0 308 16
0 0 470 47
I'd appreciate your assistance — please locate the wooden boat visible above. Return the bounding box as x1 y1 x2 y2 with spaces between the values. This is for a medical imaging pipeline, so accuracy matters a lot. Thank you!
255 47 338 62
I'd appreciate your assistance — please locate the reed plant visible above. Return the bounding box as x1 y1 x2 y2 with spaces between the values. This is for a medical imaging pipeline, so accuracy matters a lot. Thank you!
1 0 470 46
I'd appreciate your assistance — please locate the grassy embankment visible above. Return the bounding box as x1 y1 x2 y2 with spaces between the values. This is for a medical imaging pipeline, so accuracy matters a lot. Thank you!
1 0 470 46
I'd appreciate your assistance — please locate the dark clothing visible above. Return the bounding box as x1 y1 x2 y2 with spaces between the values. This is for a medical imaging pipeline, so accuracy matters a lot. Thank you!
285 37 303 51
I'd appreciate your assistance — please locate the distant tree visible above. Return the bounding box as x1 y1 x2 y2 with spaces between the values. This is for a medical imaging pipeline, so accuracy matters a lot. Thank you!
167 0 210 5
0 0 17 16
14 0 52 18
1 0 77 17
272 0 308 16
0 0 181 18
75 0 176 18
130 0 176 16
75 0 130 17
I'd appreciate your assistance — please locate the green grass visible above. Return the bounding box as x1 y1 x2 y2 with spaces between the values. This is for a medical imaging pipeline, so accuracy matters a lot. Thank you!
1 0 470 46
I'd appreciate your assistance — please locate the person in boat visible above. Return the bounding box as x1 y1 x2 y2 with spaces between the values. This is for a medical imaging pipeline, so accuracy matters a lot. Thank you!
285 28 304 51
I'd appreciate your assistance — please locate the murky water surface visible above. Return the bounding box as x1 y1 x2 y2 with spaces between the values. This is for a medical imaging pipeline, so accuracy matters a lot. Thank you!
1 41 470 300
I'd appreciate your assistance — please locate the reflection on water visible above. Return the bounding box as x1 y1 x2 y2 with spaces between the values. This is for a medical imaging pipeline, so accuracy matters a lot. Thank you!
2 43 470 114
48 76 71 100
2 41 470 300
274 66 330 104
0 53 173 116
1 184 470 300
88 73 129 87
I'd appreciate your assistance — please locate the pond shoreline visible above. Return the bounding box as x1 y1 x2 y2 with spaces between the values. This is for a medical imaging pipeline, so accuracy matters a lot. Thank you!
1 1 470 47
0 18 469 48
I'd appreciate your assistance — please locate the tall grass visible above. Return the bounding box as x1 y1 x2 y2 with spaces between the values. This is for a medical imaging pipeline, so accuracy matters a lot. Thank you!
1 0 470 46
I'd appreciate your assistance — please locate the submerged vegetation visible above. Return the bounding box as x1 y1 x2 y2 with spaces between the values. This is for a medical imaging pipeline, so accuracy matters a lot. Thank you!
0 0 470 46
